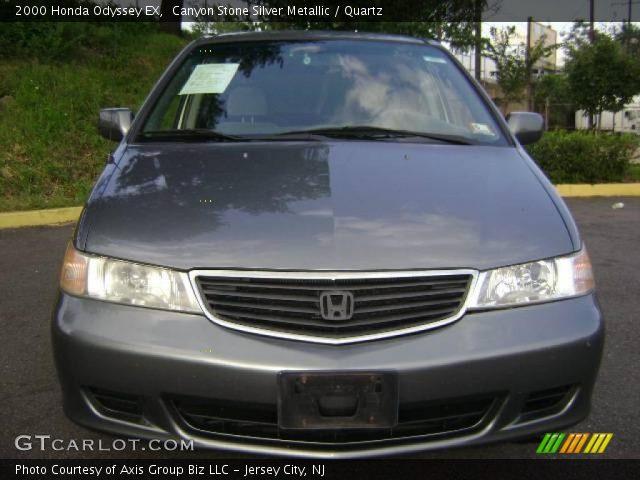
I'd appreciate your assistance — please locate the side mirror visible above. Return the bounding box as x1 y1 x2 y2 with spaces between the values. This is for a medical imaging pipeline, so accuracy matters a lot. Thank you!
506 112 544 145
98 108 134 141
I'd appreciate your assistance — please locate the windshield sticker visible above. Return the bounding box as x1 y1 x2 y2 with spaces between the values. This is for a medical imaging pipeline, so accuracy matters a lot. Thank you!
423 55 447 64
470 123 496 136
178 63 239 95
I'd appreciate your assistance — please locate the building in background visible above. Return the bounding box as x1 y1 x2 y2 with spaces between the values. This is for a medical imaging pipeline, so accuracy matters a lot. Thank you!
451 22 558 111
529 22 558 76
576 95 640 133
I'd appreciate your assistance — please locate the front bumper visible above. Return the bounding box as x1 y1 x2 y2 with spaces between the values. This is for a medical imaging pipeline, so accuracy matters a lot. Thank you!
52 293 604 458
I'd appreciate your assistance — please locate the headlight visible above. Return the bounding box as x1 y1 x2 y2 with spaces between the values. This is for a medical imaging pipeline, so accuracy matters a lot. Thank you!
469 248 594 309
60 243 201 313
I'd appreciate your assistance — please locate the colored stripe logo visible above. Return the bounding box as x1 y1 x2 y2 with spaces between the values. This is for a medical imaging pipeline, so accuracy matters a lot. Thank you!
537 433 613 454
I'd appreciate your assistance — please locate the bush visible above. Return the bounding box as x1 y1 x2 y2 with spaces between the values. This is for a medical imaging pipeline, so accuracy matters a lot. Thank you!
526 131 639 183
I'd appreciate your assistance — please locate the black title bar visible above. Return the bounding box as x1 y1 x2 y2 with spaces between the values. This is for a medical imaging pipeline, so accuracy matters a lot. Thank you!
1 0 638 22
2 459 639 480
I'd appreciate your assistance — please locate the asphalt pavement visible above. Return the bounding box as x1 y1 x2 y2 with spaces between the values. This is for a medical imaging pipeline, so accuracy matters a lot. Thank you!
1 197 638 459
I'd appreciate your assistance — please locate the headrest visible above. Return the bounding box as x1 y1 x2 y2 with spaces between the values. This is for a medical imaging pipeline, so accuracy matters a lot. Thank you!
226 86 267 117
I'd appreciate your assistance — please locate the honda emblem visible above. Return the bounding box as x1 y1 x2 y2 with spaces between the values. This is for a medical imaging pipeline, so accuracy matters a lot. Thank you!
319 291 354 321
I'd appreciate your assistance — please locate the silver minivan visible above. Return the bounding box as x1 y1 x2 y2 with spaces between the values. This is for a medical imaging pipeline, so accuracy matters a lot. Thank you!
53 31 603 457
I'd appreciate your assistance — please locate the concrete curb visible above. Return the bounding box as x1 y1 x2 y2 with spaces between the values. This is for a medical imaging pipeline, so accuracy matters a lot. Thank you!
1 183 639 229
555 183 640 197
0 207 82 230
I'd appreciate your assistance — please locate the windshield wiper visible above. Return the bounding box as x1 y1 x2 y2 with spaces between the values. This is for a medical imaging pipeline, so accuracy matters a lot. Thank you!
139 127 476 145
139 129 243 142
274 126 475 145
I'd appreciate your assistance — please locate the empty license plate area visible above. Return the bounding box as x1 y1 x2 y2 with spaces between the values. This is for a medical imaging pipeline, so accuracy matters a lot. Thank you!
278 372 398 429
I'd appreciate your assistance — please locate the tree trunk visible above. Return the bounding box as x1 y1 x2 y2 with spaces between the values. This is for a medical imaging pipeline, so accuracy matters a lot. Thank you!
544 98 549 130
159 0 183 37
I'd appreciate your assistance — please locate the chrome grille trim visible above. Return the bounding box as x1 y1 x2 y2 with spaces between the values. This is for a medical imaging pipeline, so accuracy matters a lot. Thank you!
188 269 479 345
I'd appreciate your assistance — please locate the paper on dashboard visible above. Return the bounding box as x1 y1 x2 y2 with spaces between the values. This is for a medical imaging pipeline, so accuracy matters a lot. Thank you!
179 63 240 95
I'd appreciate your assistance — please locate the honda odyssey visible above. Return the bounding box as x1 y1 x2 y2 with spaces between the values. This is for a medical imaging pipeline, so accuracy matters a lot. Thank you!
52 31 603 458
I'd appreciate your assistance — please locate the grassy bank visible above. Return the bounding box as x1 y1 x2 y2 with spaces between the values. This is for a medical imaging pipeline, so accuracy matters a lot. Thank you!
1 24 639 212
0 23 188 211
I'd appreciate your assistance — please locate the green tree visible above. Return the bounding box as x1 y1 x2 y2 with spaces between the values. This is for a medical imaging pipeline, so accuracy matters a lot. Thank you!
614 23 640 56
564 33 640 130
483 26 557 113
534 74 573 129
562 21 591 52
535 74 570 104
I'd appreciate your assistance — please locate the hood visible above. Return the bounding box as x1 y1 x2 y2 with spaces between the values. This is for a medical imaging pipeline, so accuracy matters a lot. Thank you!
80 141 574 271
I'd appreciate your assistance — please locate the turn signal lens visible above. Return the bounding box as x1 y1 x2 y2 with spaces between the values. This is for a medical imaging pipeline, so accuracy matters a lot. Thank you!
567 248 595 294
60 242 88 295
58 242 201 314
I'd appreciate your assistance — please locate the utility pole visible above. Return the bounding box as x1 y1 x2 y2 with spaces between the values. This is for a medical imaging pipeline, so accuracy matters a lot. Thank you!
474 0 482 82
611 1 640 49
611 1 639 27
589 0 595 43
588 0 595 128
627 0 633 52
526 17 533 111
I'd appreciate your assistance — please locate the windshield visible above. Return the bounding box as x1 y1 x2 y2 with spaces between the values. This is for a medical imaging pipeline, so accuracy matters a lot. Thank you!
141 39 507 145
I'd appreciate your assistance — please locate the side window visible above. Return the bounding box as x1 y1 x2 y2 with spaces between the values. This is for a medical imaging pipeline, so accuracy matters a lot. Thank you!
145 65 193 131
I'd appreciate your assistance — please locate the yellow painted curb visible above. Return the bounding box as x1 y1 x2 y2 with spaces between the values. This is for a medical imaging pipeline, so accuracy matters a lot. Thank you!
556 183 640 197
0 206 82 229
1 183 640 229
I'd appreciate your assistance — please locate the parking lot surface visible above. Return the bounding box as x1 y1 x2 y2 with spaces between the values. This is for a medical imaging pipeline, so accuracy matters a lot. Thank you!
1 197 638 459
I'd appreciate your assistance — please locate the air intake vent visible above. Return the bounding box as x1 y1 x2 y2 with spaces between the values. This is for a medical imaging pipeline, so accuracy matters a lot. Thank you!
172 393 498 444
88 387 144 422
519 385 574 423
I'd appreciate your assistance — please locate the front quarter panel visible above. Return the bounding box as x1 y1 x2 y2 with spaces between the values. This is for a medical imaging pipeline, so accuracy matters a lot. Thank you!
515 145 581 251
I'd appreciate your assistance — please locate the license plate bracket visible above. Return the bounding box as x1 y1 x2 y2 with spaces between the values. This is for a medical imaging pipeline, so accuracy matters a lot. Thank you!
278 371 398 429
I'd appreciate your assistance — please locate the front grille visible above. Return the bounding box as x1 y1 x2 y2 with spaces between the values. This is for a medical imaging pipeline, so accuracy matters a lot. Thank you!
194 272 473 340
171 394 498 444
